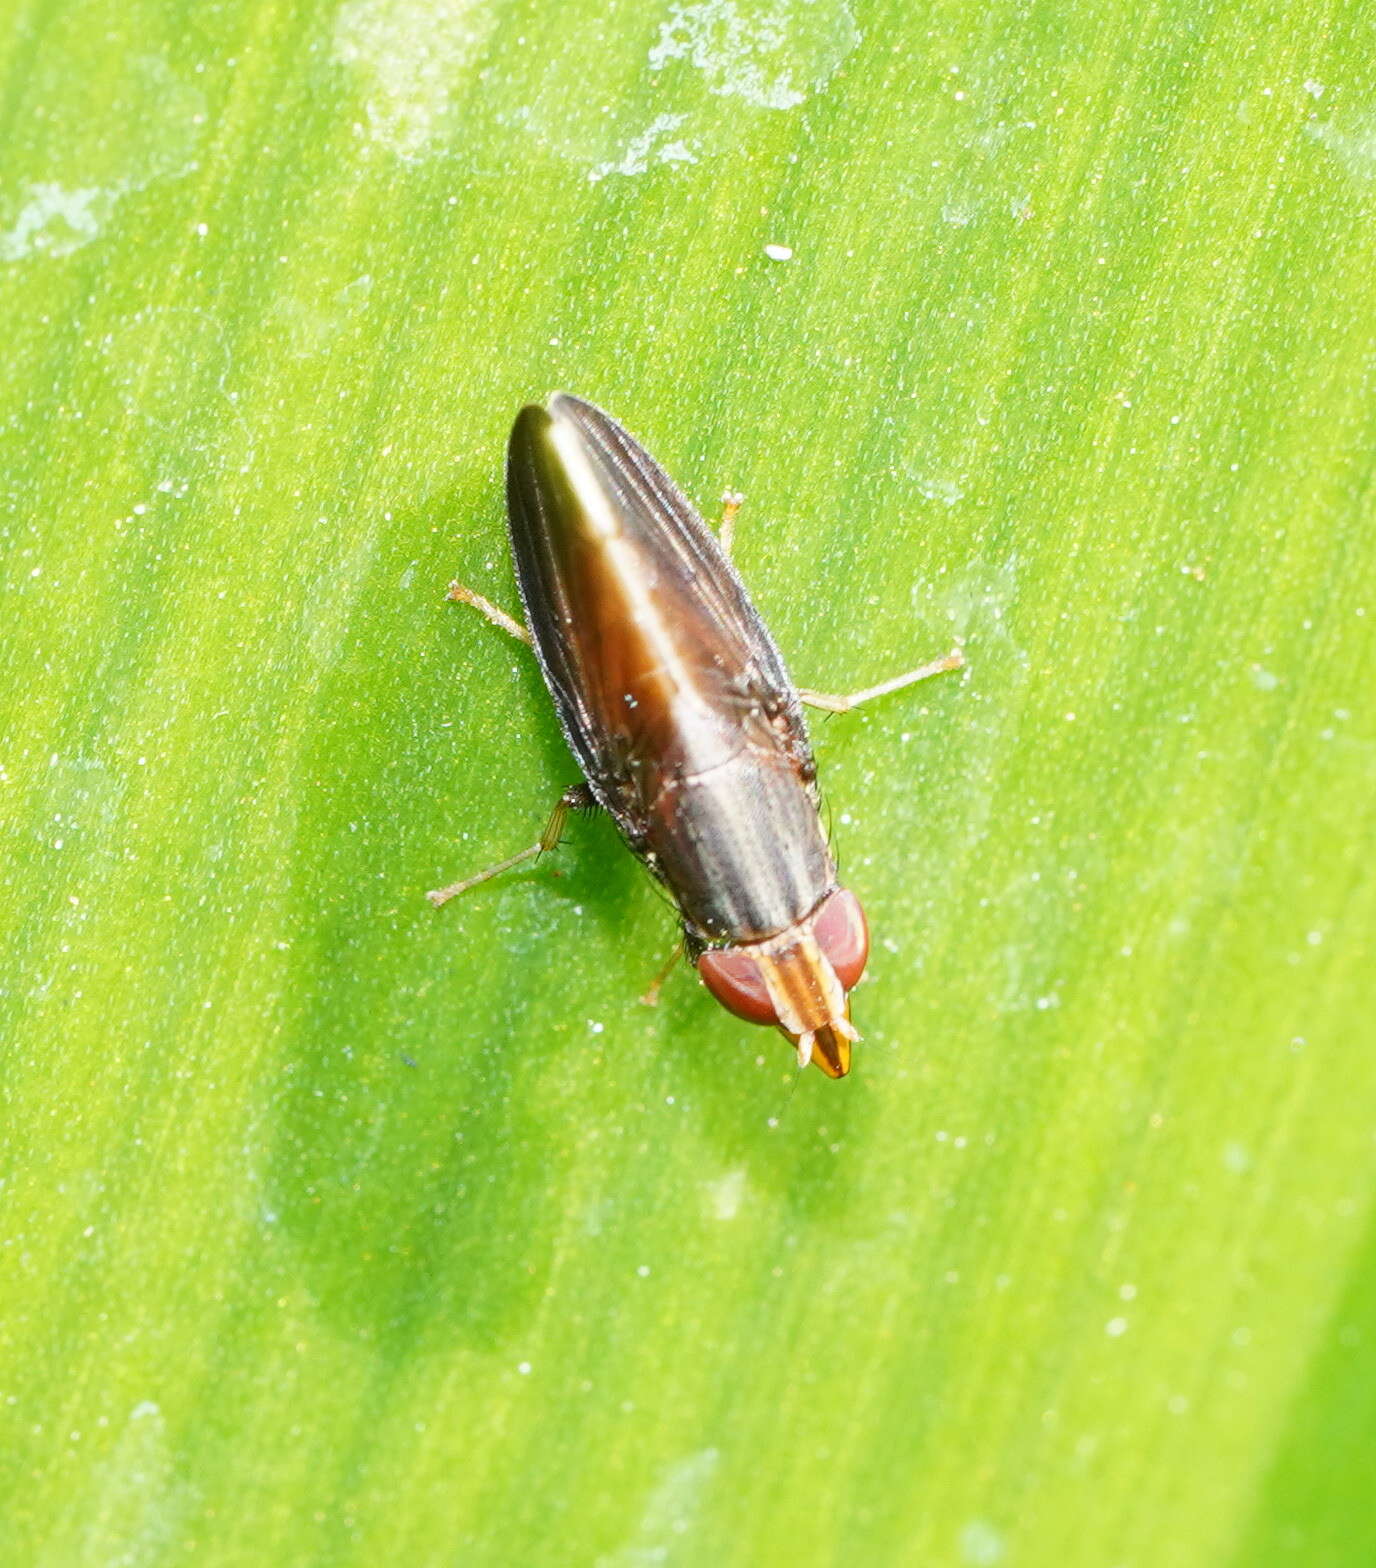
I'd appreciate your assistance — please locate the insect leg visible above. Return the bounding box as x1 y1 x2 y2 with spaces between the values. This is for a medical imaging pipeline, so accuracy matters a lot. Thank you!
717 490 744 561
445 581 532 645
799 648 964 713
426 784 596 907
639 938 686 1007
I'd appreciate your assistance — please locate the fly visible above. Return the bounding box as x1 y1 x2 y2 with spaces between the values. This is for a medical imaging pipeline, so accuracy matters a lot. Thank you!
429 394 962 1077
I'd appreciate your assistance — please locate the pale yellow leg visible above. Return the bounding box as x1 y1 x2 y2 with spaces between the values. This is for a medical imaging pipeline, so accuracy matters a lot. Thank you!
639 940 686 1007
799 649 964 713
427 785 593 908
718 491 744 561
446 580 531 645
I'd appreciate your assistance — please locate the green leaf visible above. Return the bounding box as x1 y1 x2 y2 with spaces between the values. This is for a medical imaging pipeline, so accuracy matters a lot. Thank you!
3 1 1374 1563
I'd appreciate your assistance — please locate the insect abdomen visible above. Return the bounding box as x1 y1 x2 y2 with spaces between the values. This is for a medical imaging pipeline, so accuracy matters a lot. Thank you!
644 728 835 944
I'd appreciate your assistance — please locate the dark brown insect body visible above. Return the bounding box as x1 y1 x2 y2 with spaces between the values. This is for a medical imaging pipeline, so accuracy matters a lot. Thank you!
432 394 962 1077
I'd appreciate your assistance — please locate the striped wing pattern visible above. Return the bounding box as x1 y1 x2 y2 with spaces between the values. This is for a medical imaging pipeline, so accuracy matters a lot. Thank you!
505 394 815 841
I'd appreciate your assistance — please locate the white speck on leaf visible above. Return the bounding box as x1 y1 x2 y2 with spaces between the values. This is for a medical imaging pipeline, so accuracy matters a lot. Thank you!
1222 1140 1252 1173
916 474 965 506
334 0 494 159
960 1519 1005 1565
648 0 860 110
588 114 699 182
0 184 118 261
1 54 204 264
704 1168 747 1219
515 1 855 181
598 1448 720 1567
1307 116 1376 180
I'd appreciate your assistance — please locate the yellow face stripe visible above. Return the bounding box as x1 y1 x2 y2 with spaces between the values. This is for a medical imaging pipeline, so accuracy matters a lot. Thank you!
754 926 858 1061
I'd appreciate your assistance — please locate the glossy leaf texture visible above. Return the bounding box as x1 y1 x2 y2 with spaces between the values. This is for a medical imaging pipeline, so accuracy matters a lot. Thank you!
2 2 1374 1565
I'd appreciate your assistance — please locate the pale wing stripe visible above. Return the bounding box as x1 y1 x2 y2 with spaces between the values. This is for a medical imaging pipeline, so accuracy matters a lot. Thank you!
554 396 795 695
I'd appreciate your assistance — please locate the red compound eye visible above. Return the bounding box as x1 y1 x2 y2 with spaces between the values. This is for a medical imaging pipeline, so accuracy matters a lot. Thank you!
696 888 869 1025
698 946 777 1025
812 887 869 991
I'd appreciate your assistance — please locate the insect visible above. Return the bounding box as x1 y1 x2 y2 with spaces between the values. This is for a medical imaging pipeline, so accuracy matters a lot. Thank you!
429 394 962 1077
